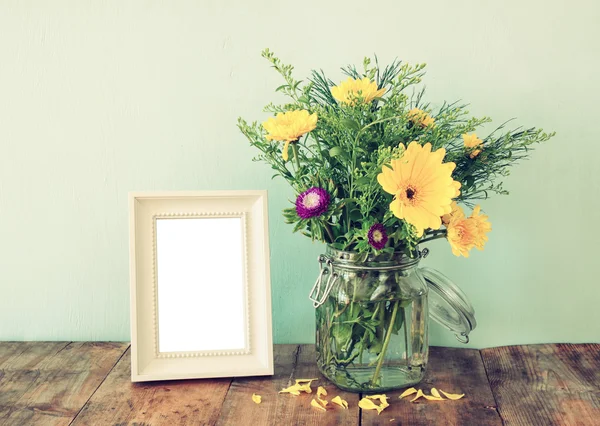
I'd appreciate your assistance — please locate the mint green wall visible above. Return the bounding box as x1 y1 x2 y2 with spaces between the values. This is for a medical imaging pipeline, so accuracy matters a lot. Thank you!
1 1 598 348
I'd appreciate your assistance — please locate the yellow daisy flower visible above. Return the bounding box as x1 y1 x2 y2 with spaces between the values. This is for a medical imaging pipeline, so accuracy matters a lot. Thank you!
469 205 492 250
377 142 461 236
441 201 465 226
462 133 483 159
408 108 435 128
446 217 478 257
331 77 386 105
262 110 318 161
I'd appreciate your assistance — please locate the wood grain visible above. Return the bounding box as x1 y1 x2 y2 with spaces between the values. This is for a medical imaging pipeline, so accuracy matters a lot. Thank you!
215 344 360 426
361 346 503 426
0 342 127 426
2 343 599 425
481 344 600 426
71 347 232 426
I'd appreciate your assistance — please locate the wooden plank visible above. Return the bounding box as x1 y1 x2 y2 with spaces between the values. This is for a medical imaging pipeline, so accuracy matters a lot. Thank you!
71 347 232 426
481 344 600 426
0 341 69 370
361 346 502 426
0 342 128 426
216 344 360 426
0 341 71 420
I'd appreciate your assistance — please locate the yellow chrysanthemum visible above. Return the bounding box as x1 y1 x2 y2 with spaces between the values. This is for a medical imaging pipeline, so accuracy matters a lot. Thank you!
377 142 461 236
446 217 478 257
408 108 435 128
462 133 483 159
446 205 491 257
470 205 492 250
441 201 465 226
331 77 387 105
262 110 318 161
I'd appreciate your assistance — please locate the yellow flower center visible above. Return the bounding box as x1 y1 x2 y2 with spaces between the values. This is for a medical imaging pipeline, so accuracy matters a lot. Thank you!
372 230 383 242
303 193 320 208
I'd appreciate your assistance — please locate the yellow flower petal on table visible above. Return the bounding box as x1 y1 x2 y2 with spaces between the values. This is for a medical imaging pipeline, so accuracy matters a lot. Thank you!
311 398 327 412
251 393 262 404
399 387 418 399
410 389 425 402
315 386 328 406
440 390 465 400
279 384 302 396
331 77 386 105
377 142 460 236
331 395 348 409
366 394 389 408
262 110 318 161
423 394 445 401
358 397 388 415
430 388 443 399
279 378 318 395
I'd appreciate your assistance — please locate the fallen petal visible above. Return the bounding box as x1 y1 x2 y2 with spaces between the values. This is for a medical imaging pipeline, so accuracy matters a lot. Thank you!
311 398 327 412
430 388 442 399
440 390 465 400
331 396 348 409
366 394 388 401
359 397 387 415
423 394 445 401
279 384 302 395
251 393 262 404
410 389 425 402
399 388 417 398
317 386 328 398
298 383 313 394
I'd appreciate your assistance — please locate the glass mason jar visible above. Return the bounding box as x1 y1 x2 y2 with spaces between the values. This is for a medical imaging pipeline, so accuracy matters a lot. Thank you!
311 246 475 393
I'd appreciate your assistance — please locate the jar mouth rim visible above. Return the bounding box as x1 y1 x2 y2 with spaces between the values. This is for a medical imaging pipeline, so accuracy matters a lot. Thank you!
325 245 421 267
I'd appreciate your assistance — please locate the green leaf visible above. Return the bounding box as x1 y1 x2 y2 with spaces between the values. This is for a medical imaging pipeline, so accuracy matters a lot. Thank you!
341 118 360 131
332 323 353 348
350 209 362 221
355 176 372 186
329 146 343 157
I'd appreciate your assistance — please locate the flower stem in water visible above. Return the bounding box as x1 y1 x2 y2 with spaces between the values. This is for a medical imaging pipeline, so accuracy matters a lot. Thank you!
370 300 399 386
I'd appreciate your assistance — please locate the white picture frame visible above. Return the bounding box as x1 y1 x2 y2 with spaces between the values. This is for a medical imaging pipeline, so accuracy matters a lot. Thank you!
129 190 273 382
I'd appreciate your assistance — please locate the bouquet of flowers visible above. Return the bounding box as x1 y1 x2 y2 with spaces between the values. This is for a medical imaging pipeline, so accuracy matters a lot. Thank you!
239 50 553 391
238 50 553 257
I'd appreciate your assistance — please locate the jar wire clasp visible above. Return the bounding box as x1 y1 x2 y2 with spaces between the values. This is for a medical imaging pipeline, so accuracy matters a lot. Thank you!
309 255 338 308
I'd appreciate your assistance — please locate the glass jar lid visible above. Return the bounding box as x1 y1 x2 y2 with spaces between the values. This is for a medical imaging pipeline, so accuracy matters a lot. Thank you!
420 267 477 344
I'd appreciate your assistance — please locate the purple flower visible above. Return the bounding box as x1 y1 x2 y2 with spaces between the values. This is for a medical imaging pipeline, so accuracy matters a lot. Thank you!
295 187 330 219
368 223 388 250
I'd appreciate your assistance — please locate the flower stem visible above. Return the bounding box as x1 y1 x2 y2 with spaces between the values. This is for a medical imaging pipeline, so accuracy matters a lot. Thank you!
291 143 301 173
371 300 399 386
323 222 335 243
419 232 447 244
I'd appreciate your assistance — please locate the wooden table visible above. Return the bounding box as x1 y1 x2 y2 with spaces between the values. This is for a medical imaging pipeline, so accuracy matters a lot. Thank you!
0 343 598 425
